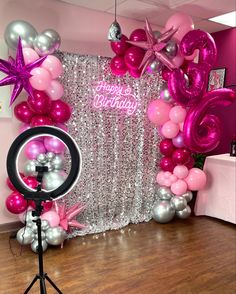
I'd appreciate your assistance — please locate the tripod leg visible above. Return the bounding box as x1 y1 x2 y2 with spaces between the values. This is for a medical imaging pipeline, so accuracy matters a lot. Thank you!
40 278 47 294
24 275 38 294
45 274 63 294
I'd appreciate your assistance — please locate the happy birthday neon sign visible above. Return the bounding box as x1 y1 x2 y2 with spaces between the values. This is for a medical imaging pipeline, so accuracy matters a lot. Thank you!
93 81 137 115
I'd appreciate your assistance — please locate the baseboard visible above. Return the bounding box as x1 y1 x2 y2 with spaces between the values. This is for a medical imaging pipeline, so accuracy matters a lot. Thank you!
0 221 22 234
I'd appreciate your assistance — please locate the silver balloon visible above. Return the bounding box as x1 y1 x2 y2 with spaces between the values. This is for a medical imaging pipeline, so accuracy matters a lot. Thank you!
46 227 67 246
153 30 161 40
108 21 122 42
31 240 48 253
160 88 173 104
152 200 175 223
24 160 41 177
181 191 193 203
34 231 46 241
51 154 64 170
41 220 50 231
17 227 34 245
165 40 178 57
44 161 54 172
31 222 38 234
176 205 191 219
33 34 57 56
42 171 67 190
171 196 187 211
147 60 163 74
46 152 55 161
156 187 173 200
24 210 37 225
4 20 37 50
42 29 61 51
37 153 48 165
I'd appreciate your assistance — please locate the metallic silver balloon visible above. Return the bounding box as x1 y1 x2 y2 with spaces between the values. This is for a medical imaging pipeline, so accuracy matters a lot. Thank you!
108 21 122 41
171 196 187 211
17 227 34 245
41 220 50 231
44 161 54 172
37 153 48 165
156 187 173 200
33 34 57 56
152 200 175 223
24 160 41 177
34 231 46 241
31 222 38 234
46 227 67 246
46 152 55 161
176 205 191 219
165 40 178 57
42 29 61 51
24 210 37 225
147 60 163 74
181 191 193 203
31 240 48 253
51 154 64 170
160 88 173 104
4 20 37 50
42 171 67 190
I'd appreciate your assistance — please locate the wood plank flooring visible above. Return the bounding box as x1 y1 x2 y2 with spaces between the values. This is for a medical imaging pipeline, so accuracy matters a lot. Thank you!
0 216 235 294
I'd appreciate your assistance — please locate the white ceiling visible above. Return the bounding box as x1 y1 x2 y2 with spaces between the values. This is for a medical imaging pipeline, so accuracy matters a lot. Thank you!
60 0 236 32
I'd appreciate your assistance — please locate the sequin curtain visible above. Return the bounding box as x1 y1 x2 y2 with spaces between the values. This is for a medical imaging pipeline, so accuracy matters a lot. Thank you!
57 52 163 237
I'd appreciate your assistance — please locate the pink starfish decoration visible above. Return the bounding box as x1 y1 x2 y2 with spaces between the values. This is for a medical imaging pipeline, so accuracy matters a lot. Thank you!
54 201 86 232
127 19 178 76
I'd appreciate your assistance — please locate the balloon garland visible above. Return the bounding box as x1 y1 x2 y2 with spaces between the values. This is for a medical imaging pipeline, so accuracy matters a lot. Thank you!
1 20 85 252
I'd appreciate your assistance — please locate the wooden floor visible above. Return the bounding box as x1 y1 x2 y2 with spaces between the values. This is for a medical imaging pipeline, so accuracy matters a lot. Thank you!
0 216 235 294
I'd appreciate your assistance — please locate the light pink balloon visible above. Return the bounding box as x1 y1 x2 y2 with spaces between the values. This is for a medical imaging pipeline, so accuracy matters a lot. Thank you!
161 120 180 138
171 179 188 195
169 106 187 123
44 136 66 154
179 122 184 131
23 48 39 65
41 55 63 79
163 179 171 187
41 210 60 227
173 165 189 179
30 67 51 91
170 174 178 184
24 140 46 159
147 100 172 126
185 168 207 191
19 123 31 134
46 80 64 100
55 123 68 132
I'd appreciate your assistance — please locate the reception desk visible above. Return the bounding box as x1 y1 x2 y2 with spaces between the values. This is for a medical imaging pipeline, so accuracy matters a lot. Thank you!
194 154 236 224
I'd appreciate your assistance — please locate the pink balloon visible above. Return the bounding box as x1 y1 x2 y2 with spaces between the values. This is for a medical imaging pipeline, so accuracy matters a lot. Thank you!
23 48 39 65
160 157 175 172
129 68 141 78
184 49 198 61
46 80 64 100
172 52 184 68
27 90 51 114
169 106 187 123
110 35 130 55
159 139 175 156
162 67 172 81
23 176 38 189
124 46 144 70
50 99 72 123
147 100 172 126
156 171 165 186
179 122 184 132
172 132 185 148
172 148 190 165
44 136 65 153
14 102 34 123
31 115 54 127
28 200 53 213
6 192 27 214
161 121 180 139
29 67 51 91
171 179 188 195
55 123 68 132
41 210 60 227
110 55 127 76
41 55 63 79
185 156 195 169
170 174 178 184
185 168 207 191
19 123 31 134
24 140 46 159
129 29 147 42
173 165 189 179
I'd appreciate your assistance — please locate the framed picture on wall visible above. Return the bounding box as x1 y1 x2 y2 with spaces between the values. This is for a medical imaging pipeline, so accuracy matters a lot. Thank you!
208 68 226 91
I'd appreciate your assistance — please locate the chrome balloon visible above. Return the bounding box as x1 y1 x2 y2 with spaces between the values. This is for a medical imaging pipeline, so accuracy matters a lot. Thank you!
176 205 191 219
152 200 175 223
31 240 48 253
46 227 67 246
17 227 34 245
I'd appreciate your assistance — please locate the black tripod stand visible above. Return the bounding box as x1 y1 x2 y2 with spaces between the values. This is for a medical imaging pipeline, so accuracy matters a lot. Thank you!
24 166 63 294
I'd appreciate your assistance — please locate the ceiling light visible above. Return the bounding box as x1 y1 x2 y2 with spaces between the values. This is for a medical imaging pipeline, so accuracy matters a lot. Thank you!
208 11 236 27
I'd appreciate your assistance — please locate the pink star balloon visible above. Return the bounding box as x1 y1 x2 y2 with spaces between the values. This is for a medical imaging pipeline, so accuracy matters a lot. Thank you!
127 19 178 76
0 38 47 105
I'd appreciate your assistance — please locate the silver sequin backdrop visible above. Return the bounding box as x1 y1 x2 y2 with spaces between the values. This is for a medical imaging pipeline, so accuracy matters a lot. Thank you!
57 52 163 237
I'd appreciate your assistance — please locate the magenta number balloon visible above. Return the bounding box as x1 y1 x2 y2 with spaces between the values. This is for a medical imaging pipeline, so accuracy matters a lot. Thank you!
168 30 217 106
184 89 236 153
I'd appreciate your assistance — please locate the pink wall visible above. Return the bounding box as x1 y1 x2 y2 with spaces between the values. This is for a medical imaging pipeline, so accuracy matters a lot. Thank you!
0 0 160 225
210 28 236 154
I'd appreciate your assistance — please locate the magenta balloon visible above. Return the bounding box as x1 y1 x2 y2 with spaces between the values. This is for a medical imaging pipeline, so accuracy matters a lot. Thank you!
172 132 185 148
183 88 236 153
129 29 147 42
27 90 51 114
172 148 190 165
24 140 46 159
6 192 27 214
50 99 72 123
110 55 127 76
162 67 172 81
159 139 175 156
14 102 34 123
110 35 130 55
124 46 145 70
44 136 65 154
129 68 141 78
160 157 175 172
185 156 195 169
31 115 54 127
